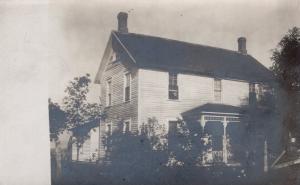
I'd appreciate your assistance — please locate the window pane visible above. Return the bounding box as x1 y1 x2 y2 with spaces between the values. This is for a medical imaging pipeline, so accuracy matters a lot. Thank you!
214 79 221 90
124 121 130 133
108 94 112 106
169 73 178 100
125 73 130 87
214 79 221 102
124 73 131 101
107 124 112 135
107 80 112 106
168 121 178 135
249 83 255 93
125 86 130 101
214 92 221 102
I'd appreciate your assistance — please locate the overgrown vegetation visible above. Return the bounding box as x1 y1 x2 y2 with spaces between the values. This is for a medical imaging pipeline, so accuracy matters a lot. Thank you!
271 27 300 142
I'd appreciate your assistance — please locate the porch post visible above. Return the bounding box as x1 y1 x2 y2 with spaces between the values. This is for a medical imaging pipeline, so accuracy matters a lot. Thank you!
223 116 228 164
200 115 206 132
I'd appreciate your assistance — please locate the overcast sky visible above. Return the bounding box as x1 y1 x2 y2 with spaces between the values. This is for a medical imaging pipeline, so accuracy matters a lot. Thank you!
0 1 299 184
47 0 300 103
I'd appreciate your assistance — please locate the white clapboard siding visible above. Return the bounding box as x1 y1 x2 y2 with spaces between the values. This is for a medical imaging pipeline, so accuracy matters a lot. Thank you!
89 127 100 162
222 79 249 106
71 126 100 162
99 57 139 132
139 69 249 126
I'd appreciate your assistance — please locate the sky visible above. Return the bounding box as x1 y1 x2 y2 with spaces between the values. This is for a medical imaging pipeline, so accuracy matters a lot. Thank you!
48 0 300 104
0 1 299 184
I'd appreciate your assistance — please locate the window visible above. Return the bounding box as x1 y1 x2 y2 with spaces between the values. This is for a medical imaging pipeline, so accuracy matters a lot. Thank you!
169 73 178 100
123 120 131 133
168 121 178 135
249 83 255 93
109 51 119 62
124 73 131 102
249 83 257 104
203 121 224 164
109 52 116 62
214 79 222 102
168 121 179 149
106 123 112 136
106 79 112 106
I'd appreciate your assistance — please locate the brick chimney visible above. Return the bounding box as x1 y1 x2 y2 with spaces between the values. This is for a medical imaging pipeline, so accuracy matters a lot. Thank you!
117 12 128 33
237 37 247 54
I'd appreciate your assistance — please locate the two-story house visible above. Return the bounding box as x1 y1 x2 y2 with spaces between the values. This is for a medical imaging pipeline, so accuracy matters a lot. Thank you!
72 12 274 169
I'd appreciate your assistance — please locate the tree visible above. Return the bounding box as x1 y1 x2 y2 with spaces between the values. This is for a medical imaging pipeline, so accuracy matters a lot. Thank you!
49 98 66 141
271 27 300 139
63 73 102 160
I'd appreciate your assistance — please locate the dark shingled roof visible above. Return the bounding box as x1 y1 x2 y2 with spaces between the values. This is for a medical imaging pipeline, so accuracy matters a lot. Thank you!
182 103 242 117
113 31 273 82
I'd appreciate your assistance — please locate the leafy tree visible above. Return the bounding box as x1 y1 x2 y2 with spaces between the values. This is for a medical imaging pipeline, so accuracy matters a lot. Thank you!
49 98 66 141
63 73 102 160
271 27 300 139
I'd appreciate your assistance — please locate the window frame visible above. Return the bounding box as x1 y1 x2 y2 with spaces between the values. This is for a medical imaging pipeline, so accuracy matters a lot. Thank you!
124 72 131 102
168 72 179 100
249 83 256 93
123 119 131 133
213 78 222 103
106 123 112 136
106 78 112 107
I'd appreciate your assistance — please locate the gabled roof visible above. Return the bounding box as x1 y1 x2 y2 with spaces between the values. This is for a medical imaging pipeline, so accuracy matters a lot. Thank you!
113 31 274 82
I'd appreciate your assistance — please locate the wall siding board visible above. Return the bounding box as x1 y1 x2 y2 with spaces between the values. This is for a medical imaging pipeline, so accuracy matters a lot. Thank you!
96 50 139 162
222 79 249 106
139 69 249 127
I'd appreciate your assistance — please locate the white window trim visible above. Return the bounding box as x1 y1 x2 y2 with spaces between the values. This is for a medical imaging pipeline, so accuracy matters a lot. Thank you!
123 72 132 102
123 118 132 133
106 78 112 107
213 78 222 103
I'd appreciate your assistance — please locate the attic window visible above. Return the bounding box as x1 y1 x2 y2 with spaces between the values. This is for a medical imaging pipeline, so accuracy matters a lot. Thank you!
110 52 117 62
169 73 179 100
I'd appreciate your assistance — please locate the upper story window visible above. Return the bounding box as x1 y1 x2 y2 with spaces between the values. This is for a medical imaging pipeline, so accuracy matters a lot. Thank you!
106 79 112 106
214 79 222 102
124 73 131 102
169 73 179 100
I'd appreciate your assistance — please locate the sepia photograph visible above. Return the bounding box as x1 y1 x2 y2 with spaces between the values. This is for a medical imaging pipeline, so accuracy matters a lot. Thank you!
1 0 299 185
48 1 300 185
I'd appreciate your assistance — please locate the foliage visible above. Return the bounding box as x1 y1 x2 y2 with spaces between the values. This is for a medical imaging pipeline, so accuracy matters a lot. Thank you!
270 27 300 134
62 73 102 159
49 98 66 140
271 27 300 91
102 118 169 184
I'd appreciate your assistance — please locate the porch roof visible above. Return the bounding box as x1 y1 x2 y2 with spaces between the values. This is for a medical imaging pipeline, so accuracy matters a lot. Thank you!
272 150 300 169
181 103 243 118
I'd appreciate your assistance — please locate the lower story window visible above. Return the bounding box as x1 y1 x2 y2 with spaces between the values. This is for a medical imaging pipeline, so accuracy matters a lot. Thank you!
123 120 131 133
